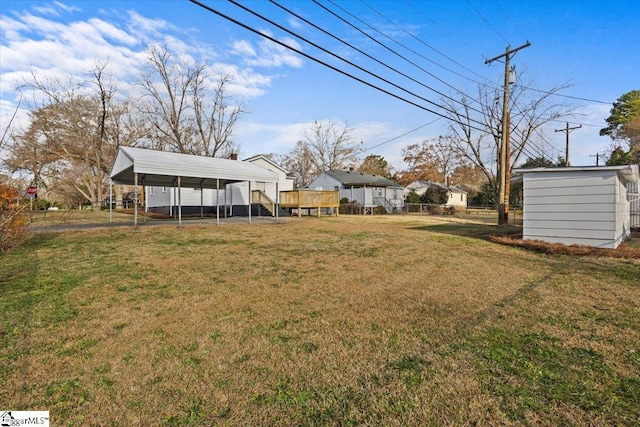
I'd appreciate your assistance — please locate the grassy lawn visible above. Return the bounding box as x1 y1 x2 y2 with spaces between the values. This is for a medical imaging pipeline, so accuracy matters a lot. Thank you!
1 215 639 426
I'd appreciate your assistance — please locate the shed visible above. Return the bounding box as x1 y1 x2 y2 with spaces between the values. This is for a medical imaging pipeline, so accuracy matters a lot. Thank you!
513 165 639 249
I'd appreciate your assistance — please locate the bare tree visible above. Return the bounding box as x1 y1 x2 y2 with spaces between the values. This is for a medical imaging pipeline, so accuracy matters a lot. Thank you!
303 120 359 171
8 62 141 210
443 79 573 204
271 143 315 188
0 95 22 159
140 45 244 157
277 120 360 188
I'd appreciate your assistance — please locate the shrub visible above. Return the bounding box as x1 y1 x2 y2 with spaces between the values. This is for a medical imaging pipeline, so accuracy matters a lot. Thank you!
0 184 30 253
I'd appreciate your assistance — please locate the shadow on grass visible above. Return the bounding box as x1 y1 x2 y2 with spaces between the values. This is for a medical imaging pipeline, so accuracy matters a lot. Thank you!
408 222 522 241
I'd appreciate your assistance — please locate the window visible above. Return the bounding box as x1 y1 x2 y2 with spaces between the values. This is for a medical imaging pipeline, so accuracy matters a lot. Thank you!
149 187 154 196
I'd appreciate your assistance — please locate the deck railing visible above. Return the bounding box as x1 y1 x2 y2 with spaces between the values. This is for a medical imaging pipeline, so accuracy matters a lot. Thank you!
251 190 276 216
279 190 340 217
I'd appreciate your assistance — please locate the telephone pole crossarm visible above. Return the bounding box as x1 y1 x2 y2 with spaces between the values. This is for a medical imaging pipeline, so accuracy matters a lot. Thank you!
555 122 582 166
484 41 531 65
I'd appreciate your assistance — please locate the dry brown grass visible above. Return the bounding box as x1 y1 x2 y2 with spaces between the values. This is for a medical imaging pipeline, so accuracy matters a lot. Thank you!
2 215 639 426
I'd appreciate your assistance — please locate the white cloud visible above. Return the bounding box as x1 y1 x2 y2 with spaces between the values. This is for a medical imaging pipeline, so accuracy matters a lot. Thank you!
231 34 304 69
231 40 256 57
52 1 81 13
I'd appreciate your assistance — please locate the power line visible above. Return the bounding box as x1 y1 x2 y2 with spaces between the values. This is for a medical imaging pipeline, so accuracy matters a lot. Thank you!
227 0 487 130
269 0 484 118
465 0 509 44
361 118 442 153
319 0 488 107
359 0 492 85
189 0 488 133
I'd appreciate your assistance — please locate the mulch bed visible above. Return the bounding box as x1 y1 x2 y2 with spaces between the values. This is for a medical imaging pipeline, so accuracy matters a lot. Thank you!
489 233 640 259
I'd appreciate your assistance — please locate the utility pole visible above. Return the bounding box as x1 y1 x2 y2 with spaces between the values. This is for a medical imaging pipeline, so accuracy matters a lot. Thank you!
555 122 582 166
485 41 530 225
590 152 605 166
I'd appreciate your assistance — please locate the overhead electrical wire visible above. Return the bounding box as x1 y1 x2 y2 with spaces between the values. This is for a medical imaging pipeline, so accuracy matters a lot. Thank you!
190 0 599 165
269 0 485 118
464 0 509 44
319 0 487 108
226 0 487 130
360 0 492 87
361 118 442 153
190 0 490 133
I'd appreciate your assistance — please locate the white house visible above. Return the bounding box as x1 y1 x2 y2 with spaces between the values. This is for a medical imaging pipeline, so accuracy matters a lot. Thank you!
145 154 294 216
405 180 468 208
306 169 404 213
513 165 639 249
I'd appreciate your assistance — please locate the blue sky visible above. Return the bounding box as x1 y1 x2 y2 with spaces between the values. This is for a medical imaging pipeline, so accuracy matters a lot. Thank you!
1 0 639 171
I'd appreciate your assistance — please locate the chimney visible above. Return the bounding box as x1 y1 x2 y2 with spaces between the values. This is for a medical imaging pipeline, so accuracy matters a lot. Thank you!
230 153 238 160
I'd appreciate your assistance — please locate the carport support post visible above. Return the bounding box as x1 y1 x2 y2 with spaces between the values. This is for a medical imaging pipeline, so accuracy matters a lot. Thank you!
276 182 279 224
177 176 182 227
216 179 220 226
142 178 146 224
109 179 113 223
200 181 204 218
248 181 252 224
134 173 138 227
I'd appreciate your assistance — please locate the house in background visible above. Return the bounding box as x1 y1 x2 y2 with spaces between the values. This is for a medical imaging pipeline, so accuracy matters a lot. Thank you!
306 169 404 213
513 164 639 249
404 180 468 208
145 154 294 216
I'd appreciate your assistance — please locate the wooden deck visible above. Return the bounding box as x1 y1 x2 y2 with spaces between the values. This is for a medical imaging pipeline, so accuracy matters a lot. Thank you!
279 190 340 217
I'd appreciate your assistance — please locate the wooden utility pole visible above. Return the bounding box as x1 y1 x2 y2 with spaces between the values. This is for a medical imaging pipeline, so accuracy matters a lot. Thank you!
590 152 605 166
555 122 582 166
485 41 530 225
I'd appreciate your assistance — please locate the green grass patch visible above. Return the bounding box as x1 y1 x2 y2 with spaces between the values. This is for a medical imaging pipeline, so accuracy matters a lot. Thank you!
2 217 639 425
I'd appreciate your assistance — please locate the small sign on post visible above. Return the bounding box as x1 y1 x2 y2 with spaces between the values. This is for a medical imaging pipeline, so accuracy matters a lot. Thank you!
26 186 37 196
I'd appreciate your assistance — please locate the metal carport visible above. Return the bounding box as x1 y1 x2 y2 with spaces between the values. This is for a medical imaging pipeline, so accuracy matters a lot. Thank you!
109 147 280 226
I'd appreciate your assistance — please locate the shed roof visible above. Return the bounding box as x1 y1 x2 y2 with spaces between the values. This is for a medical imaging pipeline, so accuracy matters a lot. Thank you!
513 164 639 185
325 170 402 187
110 147 279 188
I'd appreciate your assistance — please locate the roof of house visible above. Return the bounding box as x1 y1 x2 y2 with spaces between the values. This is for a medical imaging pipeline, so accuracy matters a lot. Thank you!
110 147 279 189
243 154 290 175
324 170 402 187
406 180 468 194
512 164 639 185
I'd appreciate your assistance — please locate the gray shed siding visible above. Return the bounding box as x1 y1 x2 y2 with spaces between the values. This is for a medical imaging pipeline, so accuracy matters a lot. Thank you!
629 182 639 228
522 171 622 248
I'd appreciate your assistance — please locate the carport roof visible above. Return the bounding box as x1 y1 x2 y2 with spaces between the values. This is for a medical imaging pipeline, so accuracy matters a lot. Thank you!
110 147 279 188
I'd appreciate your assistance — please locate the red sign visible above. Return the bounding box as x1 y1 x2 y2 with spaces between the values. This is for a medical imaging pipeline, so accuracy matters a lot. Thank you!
26 186 37 195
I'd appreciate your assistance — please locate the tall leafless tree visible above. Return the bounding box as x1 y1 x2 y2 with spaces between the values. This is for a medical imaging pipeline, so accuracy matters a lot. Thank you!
280 120 360 187
442 78 573 203
8 62 143 210
139 45 244 157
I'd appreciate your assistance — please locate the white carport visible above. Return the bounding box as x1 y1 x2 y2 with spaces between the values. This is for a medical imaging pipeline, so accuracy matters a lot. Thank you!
109 147 280 226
